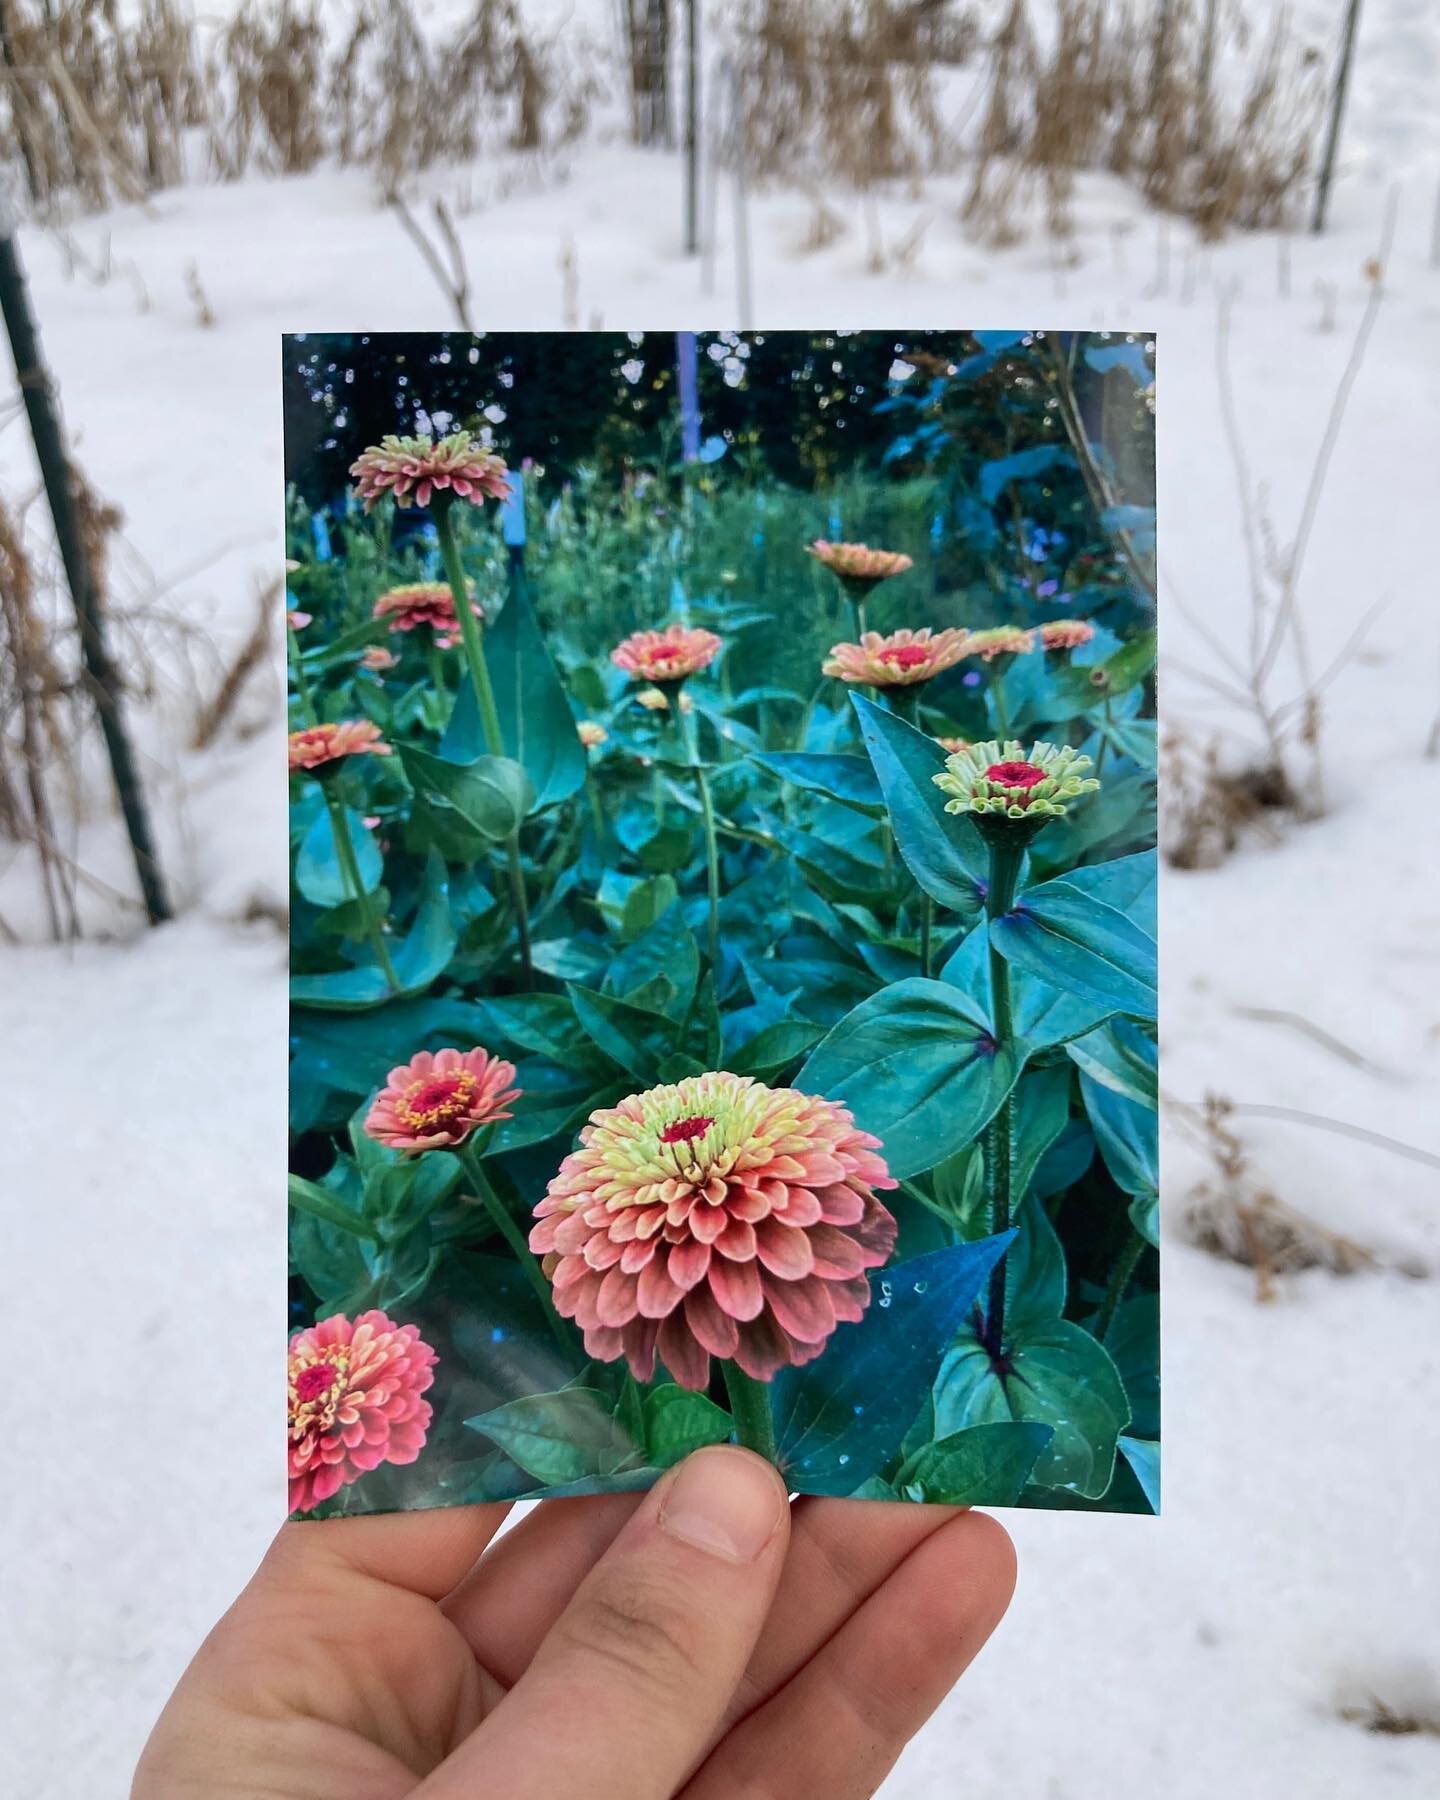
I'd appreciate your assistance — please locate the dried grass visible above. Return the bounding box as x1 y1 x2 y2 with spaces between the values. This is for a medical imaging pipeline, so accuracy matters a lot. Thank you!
963 0 1323 246
0 0 597 216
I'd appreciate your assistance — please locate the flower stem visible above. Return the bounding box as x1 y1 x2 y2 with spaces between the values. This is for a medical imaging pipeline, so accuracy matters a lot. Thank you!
679 700 721 970
982 835 1025 1358
723 1362 778 1463
585 767 608 844
426 636 448 703
433 501 534 989
920 894 934 977
458 1141 576 1360
989 668 1012 741
1093 1227 1145 1344
287 621 319 728
320 780 399 993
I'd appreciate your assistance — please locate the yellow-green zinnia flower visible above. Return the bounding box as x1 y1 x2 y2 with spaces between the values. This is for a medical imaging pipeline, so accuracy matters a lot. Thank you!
933 738 1100 820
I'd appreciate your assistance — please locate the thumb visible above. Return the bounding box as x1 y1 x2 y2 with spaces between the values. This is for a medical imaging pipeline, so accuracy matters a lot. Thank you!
416 1445 790 1800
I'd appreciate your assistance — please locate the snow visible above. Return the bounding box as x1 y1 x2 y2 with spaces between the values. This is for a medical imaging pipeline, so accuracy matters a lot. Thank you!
3 1 1439 1794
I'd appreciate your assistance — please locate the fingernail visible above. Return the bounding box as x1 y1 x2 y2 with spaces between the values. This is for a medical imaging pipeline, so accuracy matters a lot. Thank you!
659 1446 785 1564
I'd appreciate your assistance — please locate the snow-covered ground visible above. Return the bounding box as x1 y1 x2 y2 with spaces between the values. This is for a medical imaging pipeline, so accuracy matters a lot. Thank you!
3 2 1439 1794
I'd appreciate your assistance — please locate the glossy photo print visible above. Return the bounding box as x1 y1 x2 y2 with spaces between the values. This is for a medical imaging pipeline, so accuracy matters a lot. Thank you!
284 329 1159 1521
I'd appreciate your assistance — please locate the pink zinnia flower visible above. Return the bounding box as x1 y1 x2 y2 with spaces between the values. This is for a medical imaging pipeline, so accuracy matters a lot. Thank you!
824 627 970 688
577 720 608 748
611 624 721 684
365 1046 520 1152
531 1072 898 1390
361 644 399 672
964 625 1037 662
288 1310 437 1514
807 540 914 590
372 581 481 648
287 720 391 773
1039 618 1096 651
288 609 312 630
350 431 510 512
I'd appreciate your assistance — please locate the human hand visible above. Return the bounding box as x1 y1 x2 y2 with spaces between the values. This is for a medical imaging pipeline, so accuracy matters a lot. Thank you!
134 1445 1015 1799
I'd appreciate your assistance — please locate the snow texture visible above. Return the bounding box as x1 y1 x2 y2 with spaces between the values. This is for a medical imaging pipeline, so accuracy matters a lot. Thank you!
2 1 1439 1793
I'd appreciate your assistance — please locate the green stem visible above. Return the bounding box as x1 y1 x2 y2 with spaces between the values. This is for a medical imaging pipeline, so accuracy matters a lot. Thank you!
1095 697 1113 779
982 835 1025 1356
989 668 1012 742
1094 1228 1145 1344
920 895 934 978
426 636 448 703
459 1141 576 1359
320 779 399 993
585 767 607 844
679 699 721 969
287 621 319 728
723 1362 778 1462
434 501 534 989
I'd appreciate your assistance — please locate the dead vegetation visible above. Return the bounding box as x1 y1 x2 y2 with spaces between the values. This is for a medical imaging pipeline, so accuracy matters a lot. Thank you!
0 0 597 216
1172 1093 1379 1300
720 0 1321 243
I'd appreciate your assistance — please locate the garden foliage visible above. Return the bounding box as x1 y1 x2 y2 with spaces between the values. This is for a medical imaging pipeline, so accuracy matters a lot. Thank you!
285 329 1158 1518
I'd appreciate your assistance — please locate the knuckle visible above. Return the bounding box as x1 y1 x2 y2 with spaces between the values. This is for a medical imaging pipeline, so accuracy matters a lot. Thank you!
558 1570 705 1698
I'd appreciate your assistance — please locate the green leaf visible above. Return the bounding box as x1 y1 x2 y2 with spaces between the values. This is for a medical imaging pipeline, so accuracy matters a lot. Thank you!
852 694 986 917
1080 1066 1158 1199
1003 1194 1067 1333
771 1233 1015 1493
943 924 1120 1053
295 806 381 909
1056 848 1156 936
607 905 699 1020
620 875 680 943
798 978 1020 1180
643 1385 734 1467
569 985 676 1082
728 1019 826 1080
289 853 457 1011
753 751 883 812
1118 1436 1161 1512
1067 1016 1158 1107
288 994 499 1130
287 1174 373 1239
935 1319 1131 1499
1047 629 1156 719
399 745 534 840
1105 1294 1160 1438
991 882 1156 1021
898 1421 1054 1506
463 1389 641 1486
442 575 587 808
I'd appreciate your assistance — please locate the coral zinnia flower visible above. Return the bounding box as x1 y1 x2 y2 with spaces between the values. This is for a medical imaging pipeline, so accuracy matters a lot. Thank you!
372 581 480 648
288 1310 437 1514
936 735 971 755
350 431 510 511
361 644 398 672
612 624 721 684
1039 619 1096 651
963 626 1036 662
577 720 608 748
807 540 913 591
636 685 693 714
287 609 312 630
824 627 970 688
365 1047 520 1153
934 737 1099 819
531 1072 898 1390
288 720 391 773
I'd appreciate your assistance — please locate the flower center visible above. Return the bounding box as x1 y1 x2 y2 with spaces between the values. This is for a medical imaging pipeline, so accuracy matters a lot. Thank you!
294 1363 339 1403
660 1114 715 1145
986 760 1047 789
649 644 682 661
877 644 931 670
399 1071 478 1129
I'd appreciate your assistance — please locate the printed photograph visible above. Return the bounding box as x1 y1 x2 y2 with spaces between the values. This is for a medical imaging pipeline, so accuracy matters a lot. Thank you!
283 328 1158 1519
